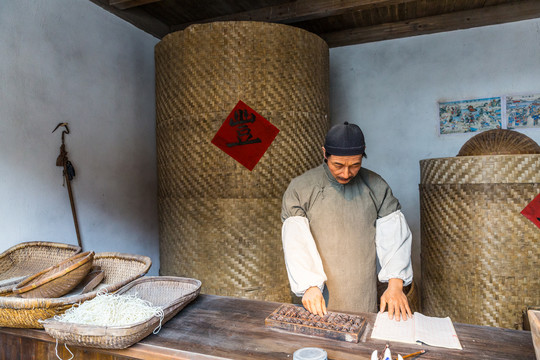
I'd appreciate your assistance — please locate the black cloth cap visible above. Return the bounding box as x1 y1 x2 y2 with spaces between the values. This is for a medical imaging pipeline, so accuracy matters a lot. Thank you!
324 122 365 156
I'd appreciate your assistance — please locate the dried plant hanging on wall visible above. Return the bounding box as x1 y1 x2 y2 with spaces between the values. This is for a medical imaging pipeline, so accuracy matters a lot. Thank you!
52 123 83 249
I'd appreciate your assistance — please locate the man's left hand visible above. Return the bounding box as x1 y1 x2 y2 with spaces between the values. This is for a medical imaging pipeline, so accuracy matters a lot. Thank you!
379 278 412 321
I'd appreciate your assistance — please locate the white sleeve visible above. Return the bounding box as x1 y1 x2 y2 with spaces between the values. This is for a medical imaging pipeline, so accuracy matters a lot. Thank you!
376 210 413 286
282 216 327 297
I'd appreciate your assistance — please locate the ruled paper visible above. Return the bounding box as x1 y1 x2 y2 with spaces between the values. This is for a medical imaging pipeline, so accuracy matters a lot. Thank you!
414 313 462 350
370 312 416 344
370 312 462 350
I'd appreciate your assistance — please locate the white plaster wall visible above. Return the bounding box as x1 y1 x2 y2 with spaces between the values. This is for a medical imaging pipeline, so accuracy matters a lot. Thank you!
0 0 160 275
330 19 540 286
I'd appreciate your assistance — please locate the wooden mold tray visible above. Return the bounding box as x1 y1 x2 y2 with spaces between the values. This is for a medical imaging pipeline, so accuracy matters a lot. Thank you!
265 304 367 343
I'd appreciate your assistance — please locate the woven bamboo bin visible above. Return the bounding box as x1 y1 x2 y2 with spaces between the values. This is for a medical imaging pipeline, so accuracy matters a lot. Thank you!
419 154 540 329
155 22 329 302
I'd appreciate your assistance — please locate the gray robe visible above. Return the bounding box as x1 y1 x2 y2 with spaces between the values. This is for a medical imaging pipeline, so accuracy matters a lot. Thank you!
281 163 400 313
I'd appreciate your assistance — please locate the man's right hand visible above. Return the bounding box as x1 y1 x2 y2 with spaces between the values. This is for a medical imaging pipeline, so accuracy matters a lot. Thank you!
302 286 327 316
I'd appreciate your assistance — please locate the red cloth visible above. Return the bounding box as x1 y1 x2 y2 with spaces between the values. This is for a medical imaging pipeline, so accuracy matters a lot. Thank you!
211 101 279 171
521 192 540 229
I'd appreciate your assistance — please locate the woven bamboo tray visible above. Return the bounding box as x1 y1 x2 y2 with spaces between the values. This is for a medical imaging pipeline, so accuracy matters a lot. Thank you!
0 252 151 328
41 276 201 349
12 251 94 298
0 242 82 297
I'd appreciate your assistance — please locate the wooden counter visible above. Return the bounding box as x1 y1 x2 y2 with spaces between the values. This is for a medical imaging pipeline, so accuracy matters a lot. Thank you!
0 294 535 360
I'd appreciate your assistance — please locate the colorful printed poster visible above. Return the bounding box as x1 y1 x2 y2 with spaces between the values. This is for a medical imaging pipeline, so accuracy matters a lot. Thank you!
211 100 280 171
506 94 540 129
439 97 502 135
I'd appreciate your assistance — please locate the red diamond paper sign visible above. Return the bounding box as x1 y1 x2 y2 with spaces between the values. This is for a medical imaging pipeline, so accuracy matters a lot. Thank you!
521 192 540 229
211 100 279 171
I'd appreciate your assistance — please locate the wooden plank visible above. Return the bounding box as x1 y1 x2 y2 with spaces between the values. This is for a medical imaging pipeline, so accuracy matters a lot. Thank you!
136 295 536 360
321 0 540 47
109 0 162 11
0 332 21 360
89 0 169 38
0 294 535 359
170 0 419 32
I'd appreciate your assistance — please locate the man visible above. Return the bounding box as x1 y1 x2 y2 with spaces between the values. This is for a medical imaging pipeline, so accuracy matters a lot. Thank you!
281 122 413 321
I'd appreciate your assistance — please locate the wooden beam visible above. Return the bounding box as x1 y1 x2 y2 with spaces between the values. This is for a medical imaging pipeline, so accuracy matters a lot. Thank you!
170 0 418 32
321 0 540 47
109 0 161 11
89 0 169 38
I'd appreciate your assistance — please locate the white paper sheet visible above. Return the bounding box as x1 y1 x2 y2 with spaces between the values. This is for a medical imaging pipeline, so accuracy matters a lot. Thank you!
370 312 463 350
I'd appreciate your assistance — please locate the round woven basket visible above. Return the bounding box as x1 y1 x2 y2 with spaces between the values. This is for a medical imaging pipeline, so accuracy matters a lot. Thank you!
419 154 540 329
457 129 540 156
155 22 329 302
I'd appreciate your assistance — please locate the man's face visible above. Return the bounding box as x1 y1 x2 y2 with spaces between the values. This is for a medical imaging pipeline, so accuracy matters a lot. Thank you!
323 147 363 184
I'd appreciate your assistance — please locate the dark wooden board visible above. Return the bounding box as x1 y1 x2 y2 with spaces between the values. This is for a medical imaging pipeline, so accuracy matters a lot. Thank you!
0 294 536 359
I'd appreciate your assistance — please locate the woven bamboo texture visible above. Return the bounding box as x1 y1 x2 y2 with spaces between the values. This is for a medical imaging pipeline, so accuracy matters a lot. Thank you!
419 154 540 329
13 251 94 298
457 129 540 156
155 21 329 302
0 242 81 297
0 252 151 328
42 276 201 349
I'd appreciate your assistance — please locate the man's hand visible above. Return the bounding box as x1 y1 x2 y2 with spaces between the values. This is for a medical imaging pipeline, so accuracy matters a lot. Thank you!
379 278 412 321
302 286 327 316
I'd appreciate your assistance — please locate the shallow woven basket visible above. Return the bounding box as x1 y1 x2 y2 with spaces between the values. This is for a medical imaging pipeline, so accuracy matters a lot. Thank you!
12 251 94 298
0 242 81 297
155 21 329 302
420 154 540 329
0 252 151 328
41 276 201 349
457 129 540 156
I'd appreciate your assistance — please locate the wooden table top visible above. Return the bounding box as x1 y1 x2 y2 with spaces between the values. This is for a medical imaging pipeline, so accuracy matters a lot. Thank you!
0 294 536 360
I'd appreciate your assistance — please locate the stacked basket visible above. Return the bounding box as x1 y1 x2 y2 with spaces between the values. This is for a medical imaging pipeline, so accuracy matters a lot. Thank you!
0 242 152 328
420 130 540 329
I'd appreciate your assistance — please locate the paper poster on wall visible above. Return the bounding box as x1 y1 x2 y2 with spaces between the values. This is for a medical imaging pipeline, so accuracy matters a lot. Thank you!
439 97 502 135
506 94 540 129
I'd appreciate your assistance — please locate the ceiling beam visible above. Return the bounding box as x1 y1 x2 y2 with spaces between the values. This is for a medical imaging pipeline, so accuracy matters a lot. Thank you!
89 0 169 38
109 0 162 11
170 0 418 32
321 0 540 47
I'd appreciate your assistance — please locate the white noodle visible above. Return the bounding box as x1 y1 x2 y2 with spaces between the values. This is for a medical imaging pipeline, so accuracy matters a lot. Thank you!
55 339 74 360
54 292 164 331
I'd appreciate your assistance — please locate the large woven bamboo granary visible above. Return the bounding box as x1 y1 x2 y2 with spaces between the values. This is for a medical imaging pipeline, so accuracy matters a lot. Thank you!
154 22 329 302
419 130 540 329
